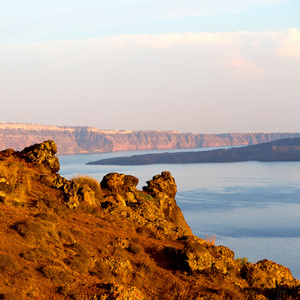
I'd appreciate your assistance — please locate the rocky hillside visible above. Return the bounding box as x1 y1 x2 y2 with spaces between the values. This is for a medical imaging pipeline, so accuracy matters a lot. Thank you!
0 140 299 299
1 122 300 154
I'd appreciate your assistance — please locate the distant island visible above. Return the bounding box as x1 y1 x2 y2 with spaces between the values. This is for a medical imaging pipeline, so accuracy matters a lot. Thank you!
87 137 300 165
1 122 300 154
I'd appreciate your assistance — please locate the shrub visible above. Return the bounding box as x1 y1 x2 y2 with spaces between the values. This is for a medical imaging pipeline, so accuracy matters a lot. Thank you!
0 254 19 274
58 285 81 300
21 247 55 262
204 234 216 246
236 257 249 266
39 264 72 284
13 219 60 246
129 243 143 254
71 175 103 201
0 162 32 204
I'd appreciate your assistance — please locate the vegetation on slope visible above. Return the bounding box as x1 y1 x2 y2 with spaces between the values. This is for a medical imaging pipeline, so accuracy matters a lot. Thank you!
0 141 299 299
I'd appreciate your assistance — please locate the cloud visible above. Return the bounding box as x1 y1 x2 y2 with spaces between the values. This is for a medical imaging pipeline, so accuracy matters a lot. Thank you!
223 56 265 77
278 28 300 58
1 28 299 133
104 32 235 49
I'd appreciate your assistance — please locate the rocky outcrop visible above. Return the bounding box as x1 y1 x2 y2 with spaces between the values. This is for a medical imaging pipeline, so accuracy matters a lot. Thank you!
20 140 60 174
242 259 298 289
100 171 192 238
1 122 300 154
0 140 299 300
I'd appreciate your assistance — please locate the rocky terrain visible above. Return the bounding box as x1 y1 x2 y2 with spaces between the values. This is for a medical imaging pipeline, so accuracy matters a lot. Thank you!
87 137 300 165
1 122 300 154
0 140 299 299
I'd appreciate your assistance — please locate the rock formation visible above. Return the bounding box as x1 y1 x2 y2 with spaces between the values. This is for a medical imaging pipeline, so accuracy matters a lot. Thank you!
1 122 300 154
0 140 299 299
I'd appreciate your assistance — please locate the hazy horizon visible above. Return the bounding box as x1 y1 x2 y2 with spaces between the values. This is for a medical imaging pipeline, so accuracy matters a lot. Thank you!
1 1 299 134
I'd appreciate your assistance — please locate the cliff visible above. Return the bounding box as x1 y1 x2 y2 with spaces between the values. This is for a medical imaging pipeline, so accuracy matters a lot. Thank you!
0 140 299 299
87 137 300 165
1 122 300 154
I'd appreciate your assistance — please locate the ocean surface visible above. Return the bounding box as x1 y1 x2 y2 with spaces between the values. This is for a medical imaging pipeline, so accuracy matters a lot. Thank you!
58 147 300 280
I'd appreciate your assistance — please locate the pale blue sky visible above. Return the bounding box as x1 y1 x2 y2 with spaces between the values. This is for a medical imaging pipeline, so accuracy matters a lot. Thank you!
1 0 300 133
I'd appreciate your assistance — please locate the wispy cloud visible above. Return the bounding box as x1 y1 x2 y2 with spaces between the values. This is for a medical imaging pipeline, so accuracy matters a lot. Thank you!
223 56 265 77
0 28 299 132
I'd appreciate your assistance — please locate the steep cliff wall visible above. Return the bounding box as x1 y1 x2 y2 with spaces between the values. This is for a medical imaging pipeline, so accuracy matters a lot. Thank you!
1 122 300 154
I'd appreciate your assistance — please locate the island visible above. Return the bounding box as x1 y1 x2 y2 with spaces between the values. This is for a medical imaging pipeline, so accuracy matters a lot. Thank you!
87 137 300 165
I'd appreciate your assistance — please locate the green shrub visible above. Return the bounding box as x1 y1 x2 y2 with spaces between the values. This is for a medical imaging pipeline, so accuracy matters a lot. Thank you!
236 257 249 266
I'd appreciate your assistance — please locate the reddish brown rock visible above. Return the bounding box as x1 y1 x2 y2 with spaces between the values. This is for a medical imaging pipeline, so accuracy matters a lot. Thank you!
20 140 60 174
100 173 139 195
242 259 300 289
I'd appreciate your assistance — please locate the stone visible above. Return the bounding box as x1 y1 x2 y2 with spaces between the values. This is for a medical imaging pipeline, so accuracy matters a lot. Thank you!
143 172 192 234
20 140 60 174
182 236 213 272
100 173 139 195
242 259 299 289
143 171 177 198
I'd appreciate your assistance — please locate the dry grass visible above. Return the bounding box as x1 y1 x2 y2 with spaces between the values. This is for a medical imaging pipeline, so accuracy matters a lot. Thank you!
204 234 216 246
0 254 19 274
71 175 103 201
0 161 32 204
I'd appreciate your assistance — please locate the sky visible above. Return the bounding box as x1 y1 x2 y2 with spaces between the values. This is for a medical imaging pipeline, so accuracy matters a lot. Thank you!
1 0 300 134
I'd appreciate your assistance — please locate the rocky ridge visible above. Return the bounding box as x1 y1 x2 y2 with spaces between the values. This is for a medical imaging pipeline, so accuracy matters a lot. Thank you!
0 140 299 299
1 122 300 154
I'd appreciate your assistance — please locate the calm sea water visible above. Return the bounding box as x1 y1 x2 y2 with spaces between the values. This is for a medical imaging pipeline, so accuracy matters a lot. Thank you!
58 147 300 279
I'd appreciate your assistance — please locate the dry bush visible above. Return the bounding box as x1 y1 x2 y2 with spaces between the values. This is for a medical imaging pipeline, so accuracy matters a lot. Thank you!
71 175 103 201
204 235 216 246
39 264 73 284
129 243 143 254
21 247 57 262
58 285 81 300
136 254 155 274
63 242 91 274
0 162 32 204
13 219 60 246
0 254 19 274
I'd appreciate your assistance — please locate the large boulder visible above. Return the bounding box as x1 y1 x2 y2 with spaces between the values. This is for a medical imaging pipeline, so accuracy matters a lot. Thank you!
242 259 299 289
100 173 139 195
21 140 60 174
143 171 191 234
181 236 213 272
143 171 177 198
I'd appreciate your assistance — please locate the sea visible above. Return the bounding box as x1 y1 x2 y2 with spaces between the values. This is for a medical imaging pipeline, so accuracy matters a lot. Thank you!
58 146 300 280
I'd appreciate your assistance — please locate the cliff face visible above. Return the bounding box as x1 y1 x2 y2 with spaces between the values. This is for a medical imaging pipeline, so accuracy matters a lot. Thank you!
0 140 299 299
1 122 300 154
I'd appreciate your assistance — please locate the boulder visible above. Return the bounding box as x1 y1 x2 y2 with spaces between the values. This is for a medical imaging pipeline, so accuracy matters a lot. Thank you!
53 176 99 209
143 172 192 234
143 171 177 198
242 259 299 289
100 173 139 195
21 140 60 174
182 236 213 272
